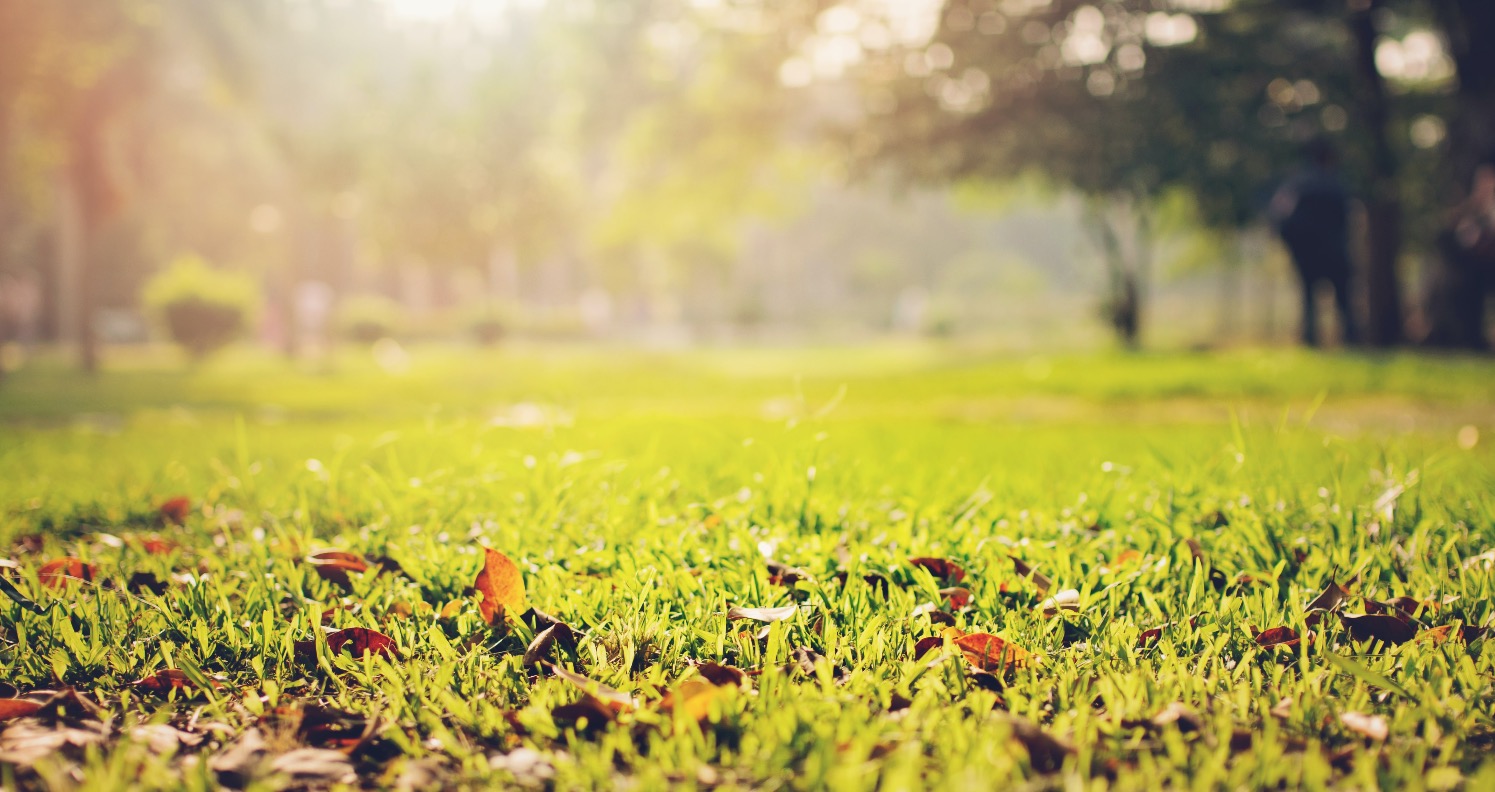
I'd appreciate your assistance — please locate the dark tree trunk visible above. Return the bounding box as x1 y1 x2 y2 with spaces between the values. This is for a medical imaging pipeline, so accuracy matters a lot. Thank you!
1348 1 1404 347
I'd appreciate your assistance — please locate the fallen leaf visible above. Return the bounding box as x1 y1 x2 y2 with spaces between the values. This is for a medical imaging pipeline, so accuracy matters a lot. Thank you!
140 536 179 556
130 723 204 753
1306 580 1349 613
326 627 397 658
954 632 1030 672
1339 613 1416 646
159 496 192 526
726 605 797 623
1009 555 1053 594
910 557 967 583
128 572 168 595
133 669 216 694
766 560 810 586
545 663 635 713
0 700 43 722
306 551 368 589
692 662 748 688
550 695 615 736
1254 626 1303 649
210 727 268 784
1007 716 1073 773
1417 624 1455 645
1039 589 1080 617
270 747 357 784
298 704 377 752
523 622 578 666
940 587 973 609
38 557 95 589
660 678 728 724
1151 702 1204 732
475 547 526 624
1137 625 1165 647
1340 711 1389 741
0 719 109 765
1269 697 1294 720
912 636 943 660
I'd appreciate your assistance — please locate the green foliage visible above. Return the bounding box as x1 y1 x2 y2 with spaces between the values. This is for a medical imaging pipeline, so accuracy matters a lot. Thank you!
141 255 258 360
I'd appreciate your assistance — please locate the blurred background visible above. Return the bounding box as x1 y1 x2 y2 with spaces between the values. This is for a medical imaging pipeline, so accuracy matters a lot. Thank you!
0 0 1491 376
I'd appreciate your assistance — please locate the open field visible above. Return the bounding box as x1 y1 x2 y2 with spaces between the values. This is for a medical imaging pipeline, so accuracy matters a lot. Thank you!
2 345 1494 790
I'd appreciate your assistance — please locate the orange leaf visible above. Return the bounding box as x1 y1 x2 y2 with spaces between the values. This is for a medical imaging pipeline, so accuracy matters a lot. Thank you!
140 536 179 556
1417 624 1455 645
159 496 192 526
325 627 397 658
909 557 966 583
660 678 728 724
954 632 1030 672
474 547 525 624
0 699 43 722
38 557 95 589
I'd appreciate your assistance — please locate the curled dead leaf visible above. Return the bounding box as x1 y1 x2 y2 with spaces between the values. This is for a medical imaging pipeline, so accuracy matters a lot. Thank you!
523 621 578 666
726 605 797 623
692 662 748 688
133 669 219 694
1306 580 1349 613
1009 555 1053 594
1006 716 1073 774
546 663 635 713
940 587 973 609
1039 589 1080 617
1254 626 1303 649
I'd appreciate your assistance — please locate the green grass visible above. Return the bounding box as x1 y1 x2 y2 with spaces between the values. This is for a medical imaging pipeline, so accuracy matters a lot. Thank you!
1 344 1494 790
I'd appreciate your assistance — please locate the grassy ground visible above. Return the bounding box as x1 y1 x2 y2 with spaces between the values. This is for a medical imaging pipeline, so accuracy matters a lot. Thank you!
1 343 1494 790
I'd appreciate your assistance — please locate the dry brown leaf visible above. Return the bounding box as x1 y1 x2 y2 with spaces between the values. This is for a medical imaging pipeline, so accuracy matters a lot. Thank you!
133 669 218 694
0 719 109 766
1009 555 1053 594
1039 589 1080 617
909 557 967 583
726 605 797 623
1340 711 1389 741
130 724 204 753
660 678 728 724
1339 612 1417 646
306 551 369 589
550 694 616 735
940 587 973 609
475 547 526 624
270 747 357 784
1269 697 1294 720
523 622 577 666
1007 716 1073 774
546 663 635 713
1151 702 1204 732
1254 626 1304 649
1306 580 1349 613
692 662 748 688
326 627 397 658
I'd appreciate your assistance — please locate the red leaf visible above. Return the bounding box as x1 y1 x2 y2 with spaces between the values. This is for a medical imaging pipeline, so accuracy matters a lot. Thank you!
910 557 966 583
159 497 192 526
692 662 748 688
0 699 43 722
912 636 943 660
38 557 95 589
940 587 973 609
1138 626 1164 647
140 536 179 556
1254 626 1302 649
325 627 397 658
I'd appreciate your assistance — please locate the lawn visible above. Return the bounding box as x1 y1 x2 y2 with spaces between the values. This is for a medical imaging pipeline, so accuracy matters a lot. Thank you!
1 344 1494 790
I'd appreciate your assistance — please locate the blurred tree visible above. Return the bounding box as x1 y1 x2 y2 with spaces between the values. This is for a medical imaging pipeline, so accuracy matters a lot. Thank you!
828 0 1462 347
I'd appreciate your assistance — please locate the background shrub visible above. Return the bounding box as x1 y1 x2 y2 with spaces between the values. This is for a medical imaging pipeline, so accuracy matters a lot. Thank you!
142 255 258 361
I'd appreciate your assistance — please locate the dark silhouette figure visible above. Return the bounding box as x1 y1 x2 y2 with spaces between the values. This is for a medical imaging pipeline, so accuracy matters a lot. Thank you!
1270 140 1361 347
1425 162 1495 350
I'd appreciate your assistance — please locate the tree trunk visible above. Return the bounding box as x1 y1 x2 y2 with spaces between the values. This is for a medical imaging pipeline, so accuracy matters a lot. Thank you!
1347 1 1404 347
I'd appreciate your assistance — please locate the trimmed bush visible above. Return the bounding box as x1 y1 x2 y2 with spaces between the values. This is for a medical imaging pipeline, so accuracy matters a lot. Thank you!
143 255 258 361
337 294 404 344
